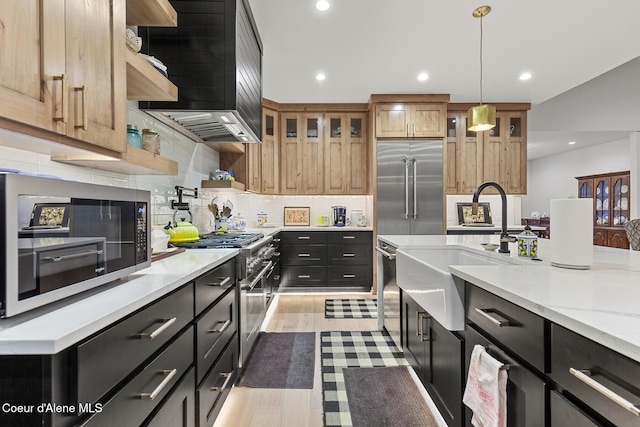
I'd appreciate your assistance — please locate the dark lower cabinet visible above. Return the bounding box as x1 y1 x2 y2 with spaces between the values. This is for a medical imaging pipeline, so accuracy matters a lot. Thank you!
550 391 605 427
402 291 464 427
143 368 196 427
464 325 548 427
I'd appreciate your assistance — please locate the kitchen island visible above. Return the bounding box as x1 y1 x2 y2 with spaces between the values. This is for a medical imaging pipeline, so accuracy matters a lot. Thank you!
379 234 640 426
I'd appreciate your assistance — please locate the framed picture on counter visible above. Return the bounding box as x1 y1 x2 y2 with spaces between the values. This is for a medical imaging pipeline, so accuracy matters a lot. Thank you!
284 206 310 226
456 202 492 225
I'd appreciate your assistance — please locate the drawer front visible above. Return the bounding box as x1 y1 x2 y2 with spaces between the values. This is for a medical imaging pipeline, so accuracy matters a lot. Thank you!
465 325 548 427
465 283 547 372
77 284 194 404
327 244 371 265
327 265 372 288
281 231 326 245
81 327 194 427
194 258 236 315
551 324 640 427
283 266 326 288
196 288 237 384
143 367 196 427
197 335 238 427
326 231 372 245
282 245 326 265
550 391 604 427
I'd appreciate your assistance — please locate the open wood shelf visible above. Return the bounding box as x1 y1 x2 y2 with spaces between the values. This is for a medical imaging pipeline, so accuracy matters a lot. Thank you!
201 180 246 192
51 146 178 175
126 49 178 101
126 0 177 27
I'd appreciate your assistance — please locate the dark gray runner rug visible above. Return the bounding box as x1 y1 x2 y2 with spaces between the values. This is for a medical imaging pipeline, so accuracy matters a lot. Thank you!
238 332 315 389
343 366 440 427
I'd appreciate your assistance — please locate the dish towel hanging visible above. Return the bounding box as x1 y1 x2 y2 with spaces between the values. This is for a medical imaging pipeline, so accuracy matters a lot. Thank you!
462 344 508 427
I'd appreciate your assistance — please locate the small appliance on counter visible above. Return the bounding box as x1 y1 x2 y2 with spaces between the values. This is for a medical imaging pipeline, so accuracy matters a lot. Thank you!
332 206 347 227
316 214 330 227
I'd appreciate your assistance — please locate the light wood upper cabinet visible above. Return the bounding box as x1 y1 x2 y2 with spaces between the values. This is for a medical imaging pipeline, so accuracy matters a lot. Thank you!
324 113 368 194
280 111 325 195
0 1 66 135
245 141 261 192
446 109 528 195
0 0 126 153
375 103 446 138
261 108 280 195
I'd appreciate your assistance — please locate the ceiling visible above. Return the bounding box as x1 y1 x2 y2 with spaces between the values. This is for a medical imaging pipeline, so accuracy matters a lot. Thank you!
247 0 640 159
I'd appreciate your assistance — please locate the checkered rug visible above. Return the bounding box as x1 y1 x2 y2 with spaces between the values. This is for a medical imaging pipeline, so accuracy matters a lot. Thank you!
321 331 408 426
324 299 377 319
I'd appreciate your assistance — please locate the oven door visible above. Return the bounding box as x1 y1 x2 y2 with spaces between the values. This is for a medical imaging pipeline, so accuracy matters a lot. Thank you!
239 260 271 366
264 258 280 307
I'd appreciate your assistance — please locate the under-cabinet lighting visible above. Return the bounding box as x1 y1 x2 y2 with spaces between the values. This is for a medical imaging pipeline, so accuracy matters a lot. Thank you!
220 115 231 123
417 72 429 81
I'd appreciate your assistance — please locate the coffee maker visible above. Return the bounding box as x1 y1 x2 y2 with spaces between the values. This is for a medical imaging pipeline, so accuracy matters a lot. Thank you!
332 206 347 227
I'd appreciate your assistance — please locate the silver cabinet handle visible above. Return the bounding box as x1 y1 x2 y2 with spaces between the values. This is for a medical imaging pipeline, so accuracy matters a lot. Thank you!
412 157 417 219
569 368 640 416
212 372 232 392
342 253 355 257
298 253 311 257
403 156 410 218
297 236 311 240
273 238 281 242
474 308 511 327
207 276 231 287
42 249 103 262
343 274 356 278
298 275 311 279
139 369 177 400
137 317 177 340
209 319 231 334
342 235 356 239
375 246 396 260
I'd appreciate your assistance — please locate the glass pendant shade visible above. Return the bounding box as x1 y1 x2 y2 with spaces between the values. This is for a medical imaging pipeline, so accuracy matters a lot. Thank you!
467 104 496 132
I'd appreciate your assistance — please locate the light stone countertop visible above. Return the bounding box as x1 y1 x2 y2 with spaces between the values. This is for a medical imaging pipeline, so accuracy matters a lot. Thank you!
0 249 238 355
378 234 640 363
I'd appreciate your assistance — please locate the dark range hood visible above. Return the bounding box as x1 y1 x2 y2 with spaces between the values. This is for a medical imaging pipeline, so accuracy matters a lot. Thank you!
139 0 263 143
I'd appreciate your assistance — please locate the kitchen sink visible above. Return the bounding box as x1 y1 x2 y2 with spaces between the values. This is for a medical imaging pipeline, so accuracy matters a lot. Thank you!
396 247 519 331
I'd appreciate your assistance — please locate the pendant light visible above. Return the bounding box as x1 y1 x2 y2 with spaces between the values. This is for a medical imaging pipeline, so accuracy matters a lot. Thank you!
467 5 496 132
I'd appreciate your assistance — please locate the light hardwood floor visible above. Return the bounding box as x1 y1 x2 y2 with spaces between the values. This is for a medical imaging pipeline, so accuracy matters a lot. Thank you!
213 292 378 427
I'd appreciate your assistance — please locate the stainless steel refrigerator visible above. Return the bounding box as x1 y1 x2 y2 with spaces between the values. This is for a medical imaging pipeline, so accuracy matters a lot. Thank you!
376 139 443 348
376 140 443 235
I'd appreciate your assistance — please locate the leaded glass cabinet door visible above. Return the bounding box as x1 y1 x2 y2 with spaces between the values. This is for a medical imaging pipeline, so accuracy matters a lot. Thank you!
594 178 609 226
612 175 630 226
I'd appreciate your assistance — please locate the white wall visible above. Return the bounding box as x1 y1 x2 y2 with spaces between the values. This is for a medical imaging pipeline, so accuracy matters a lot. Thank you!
522 137 630 217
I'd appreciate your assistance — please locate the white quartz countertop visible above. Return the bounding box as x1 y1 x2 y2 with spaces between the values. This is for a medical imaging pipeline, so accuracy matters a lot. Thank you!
378 234 640 363
0 249 238 355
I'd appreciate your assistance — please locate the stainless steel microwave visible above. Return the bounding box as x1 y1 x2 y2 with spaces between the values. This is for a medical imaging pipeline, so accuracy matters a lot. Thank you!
0 173 150 318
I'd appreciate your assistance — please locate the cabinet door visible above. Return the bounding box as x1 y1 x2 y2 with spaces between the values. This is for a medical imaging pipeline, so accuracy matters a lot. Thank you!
0 1 66 134
301 114 324 194
402 292 428 382
376 104 409 138
246 142 261 192
280 113 302 194
410 104 446 138
66 0 126 152
502 113 527 194
460 115 484 194
325 114 347 194
594 178 610 226
261 108 279 194
611 173 630 227
593 228 607 246
607 229 629 249
346 114 368 194
445 114 460 194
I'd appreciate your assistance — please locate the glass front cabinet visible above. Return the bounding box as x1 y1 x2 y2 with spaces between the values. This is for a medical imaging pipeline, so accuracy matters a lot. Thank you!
577 171 630 249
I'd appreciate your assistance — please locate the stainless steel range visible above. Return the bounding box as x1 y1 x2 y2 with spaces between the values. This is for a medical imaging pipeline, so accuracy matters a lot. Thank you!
174 231 280 366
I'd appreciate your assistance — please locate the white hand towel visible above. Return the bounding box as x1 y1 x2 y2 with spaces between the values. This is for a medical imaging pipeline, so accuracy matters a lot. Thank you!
462 344 507 427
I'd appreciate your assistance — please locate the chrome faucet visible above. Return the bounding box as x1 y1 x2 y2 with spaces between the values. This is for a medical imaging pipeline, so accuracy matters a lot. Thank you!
472 181 516 253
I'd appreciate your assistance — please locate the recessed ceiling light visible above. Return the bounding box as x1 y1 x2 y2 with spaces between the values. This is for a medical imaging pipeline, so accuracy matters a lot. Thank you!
519 72 532 81
316 73 326 81
417 72 429 81
316 0 330 11
568 141 576 145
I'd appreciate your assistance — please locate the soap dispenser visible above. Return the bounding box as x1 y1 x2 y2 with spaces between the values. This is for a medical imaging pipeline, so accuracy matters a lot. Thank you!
518 220 538 258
